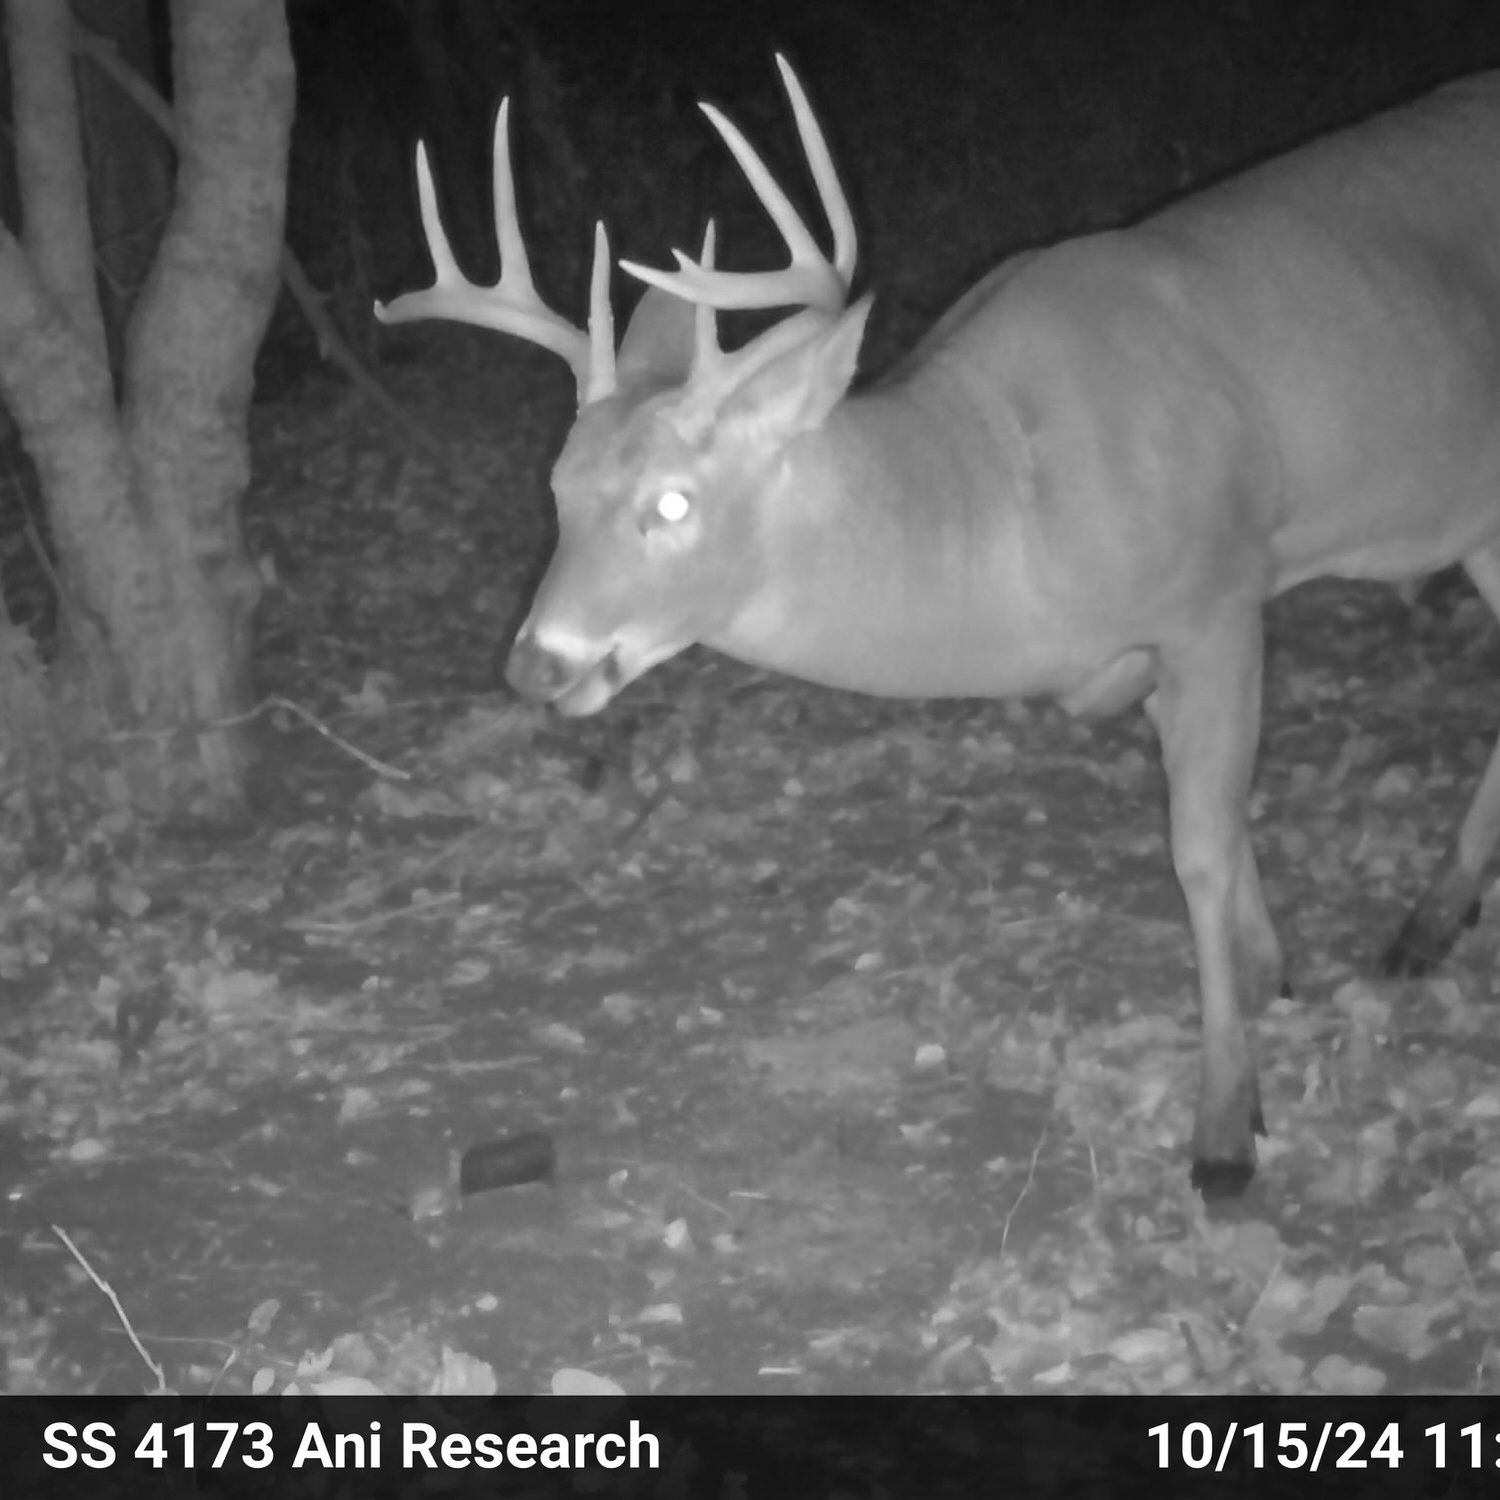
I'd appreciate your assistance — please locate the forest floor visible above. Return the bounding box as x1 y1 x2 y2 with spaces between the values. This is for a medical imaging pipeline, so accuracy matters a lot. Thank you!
4 352 1500 1395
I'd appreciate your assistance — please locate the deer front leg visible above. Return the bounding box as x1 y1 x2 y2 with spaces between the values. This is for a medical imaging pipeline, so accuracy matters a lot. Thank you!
1148 601 1272 1197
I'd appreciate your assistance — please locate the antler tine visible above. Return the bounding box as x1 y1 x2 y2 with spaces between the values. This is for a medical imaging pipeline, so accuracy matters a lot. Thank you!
369 140 469 323
693 220 720 371
587 220 616 404
619 59 856 316
489 98 541 307
674 223 839 428
773 54 855 286
375 99 617 407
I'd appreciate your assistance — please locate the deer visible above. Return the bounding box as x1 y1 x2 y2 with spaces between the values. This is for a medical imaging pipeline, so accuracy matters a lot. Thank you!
377 59 1500 1197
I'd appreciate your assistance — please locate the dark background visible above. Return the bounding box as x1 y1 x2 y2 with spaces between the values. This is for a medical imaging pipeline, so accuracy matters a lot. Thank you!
279 0 1500 395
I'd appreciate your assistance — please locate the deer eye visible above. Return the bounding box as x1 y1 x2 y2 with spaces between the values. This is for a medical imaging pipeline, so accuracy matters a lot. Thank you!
653 489 692 526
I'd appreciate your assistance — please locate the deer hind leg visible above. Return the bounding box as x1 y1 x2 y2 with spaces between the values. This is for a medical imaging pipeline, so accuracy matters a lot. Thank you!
1147 600 1271 1197
1381 541 1500 977
1235 828 1287 1014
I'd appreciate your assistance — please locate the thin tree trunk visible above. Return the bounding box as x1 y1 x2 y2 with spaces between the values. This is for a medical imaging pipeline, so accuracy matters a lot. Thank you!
118 0 293 810
0 0 293 818
0 0 137 697
9 0 106 362
74 0 173 377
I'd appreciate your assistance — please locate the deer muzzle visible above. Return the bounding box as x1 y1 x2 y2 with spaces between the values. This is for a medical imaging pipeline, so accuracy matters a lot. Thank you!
505 630 622 716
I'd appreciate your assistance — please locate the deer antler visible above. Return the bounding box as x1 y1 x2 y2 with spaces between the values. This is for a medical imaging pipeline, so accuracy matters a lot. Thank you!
375 99 617 408
620 55 856 316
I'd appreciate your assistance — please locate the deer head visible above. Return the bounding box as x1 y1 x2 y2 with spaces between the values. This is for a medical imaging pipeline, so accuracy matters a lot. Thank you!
376 57 868 715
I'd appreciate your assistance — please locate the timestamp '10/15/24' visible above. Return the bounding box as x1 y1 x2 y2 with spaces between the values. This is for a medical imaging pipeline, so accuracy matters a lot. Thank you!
1148 1420 1497 1472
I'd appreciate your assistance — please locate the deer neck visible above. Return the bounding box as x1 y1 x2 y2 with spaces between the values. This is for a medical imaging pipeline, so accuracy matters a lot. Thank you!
705 372 1077 700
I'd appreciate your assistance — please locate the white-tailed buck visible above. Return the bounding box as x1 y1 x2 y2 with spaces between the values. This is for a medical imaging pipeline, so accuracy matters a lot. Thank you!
378 61 1500 1196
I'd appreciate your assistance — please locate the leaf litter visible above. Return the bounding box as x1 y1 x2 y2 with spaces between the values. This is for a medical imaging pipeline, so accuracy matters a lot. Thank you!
3 381 1500 1394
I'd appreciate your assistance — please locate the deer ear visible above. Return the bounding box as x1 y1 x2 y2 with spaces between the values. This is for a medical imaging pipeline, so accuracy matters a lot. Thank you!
617 287 698 389
723 297 872 444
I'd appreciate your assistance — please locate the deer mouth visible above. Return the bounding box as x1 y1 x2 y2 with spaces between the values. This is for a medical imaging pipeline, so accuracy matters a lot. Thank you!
506 631 623 716
551 651 624 716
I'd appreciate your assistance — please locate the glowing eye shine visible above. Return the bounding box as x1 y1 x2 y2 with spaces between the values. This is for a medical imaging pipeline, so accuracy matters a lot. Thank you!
656 489 692 524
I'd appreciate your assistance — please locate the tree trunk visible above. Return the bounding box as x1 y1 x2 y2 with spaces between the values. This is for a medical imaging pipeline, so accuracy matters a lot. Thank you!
0 0 293 819
74 0 173 378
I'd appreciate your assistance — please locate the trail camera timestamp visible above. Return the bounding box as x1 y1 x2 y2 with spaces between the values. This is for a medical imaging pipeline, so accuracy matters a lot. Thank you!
1150 1420 1500 1473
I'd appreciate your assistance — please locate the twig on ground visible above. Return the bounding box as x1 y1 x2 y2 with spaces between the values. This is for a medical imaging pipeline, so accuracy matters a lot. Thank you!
998 1123 1048 1261
258 695 411 780
52 1224 170 1394
104 693 412 781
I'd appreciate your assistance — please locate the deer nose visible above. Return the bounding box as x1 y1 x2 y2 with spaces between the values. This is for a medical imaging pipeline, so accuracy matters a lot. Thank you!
505 632 575 702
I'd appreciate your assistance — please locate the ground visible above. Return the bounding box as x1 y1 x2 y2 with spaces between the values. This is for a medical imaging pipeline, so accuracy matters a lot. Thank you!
3 345 1500 1396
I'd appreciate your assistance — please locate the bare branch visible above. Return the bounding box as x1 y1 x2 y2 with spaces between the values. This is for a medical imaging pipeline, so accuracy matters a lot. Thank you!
8 0 109 362
71 20 447 464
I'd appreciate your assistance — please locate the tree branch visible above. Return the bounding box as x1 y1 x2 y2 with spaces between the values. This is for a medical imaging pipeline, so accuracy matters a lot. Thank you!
71 20 448 465
9 0 109 363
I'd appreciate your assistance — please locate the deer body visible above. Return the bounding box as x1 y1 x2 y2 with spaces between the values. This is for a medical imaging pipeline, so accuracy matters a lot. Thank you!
688 79 1500 698
378 64 1500 1196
